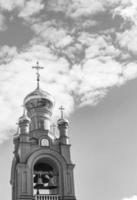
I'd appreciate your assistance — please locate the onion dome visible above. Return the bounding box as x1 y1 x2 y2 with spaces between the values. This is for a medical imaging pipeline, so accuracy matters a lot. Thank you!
24 61 55 114
18 113 30 124
57 118 69 127
23 88 55 131
18 108 30 134
57 106 69 144
24 88 55 114
24 88 55 106
22 62 55 131
57 106 69 127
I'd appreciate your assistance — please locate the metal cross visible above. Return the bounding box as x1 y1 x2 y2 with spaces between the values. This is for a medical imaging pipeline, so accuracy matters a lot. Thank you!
32 61 44 89
59 106 65 119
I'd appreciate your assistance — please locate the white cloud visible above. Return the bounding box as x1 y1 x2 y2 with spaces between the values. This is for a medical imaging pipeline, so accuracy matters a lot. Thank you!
56 35 73 48
78 33 120 60
0 0 44 22
113 0 137 24
66 0 105 18
0 45 17 63
46 0 68 12
46 0 106 19
19 0 44 19
111 1 137 56
45 0 130 19
117 26 137 54
1 0 137 144
0 0 24 11
123 63 137 81
122 196 137 200
0 39 137 144
32 22 70 46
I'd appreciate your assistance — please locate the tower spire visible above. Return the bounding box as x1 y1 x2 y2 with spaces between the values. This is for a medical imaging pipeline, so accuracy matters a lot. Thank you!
59 106 65 119
32 61 44 89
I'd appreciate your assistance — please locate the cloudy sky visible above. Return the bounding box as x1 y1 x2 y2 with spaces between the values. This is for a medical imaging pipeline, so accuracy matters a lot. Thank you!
1 0 137 200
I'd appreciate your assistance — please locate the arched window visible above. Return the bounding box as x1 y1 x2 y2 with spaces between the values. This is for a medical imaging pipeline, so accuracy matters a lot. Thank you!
33 158 59 196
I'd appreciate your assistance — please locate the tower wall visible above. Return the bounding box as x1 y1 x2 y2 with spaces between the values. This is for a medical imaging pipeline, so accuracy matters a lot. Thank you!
11 148 76 200
11 86 76 200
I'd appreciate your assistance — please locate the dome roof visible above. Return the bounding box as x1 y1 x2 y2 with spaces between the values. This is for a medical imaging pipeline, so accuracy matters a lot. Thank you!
18 114 30 124
24 88 55 106
57 118 69 126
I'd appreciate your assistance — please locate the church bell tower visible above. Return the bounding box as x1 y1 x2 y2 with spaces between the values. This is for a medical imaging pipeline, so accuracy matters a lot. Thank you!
10 62 76 200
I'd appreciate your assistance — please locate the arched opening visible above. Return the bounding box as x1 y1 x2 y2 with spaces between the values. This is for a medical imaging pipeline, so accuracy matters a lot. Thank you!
33 157 59 196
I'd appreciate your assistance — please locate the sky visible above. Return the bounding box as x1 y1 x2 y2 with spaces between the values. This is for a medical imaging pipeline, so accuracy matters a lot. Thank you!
1 0 137 200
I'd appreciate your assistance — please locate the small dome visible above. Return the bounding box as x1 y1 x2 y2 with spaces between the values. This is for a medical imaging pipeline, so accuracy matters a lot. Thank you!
18 114 30 124
57 118 69 126
24 88 55 106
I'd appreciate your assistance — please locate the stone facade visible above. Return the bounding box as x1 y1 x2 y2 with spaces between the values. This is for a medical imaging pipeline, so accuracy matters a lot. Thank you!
10 86 76 200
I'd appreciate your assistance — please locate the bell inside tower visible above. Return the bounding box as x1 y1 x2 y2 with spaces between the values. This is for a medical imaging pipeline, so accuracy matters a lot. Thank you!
33 158 59 196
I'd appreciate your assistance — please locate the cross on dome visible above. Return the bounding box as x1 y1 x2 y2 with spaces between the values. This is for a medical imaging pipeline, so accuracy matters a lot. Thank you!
32 61 44 89
59 106 65 119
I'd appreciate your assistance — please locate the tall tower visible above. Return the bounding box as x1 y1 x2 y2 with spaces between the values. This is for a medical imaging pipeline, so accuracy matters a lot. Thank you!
10 63 76 200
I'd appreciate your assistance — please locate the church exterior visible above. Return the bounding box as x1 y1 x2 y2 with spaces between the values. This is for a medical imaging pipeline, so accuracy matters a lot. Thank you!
10 63 76 200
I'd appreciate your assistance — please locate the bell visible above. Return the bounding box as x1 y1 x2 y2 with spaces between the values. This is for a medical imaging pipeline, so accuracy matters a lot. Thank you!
38 177 43 185
34 176 44 189
42 174 50 183
45 177 57 190
48 171 54 178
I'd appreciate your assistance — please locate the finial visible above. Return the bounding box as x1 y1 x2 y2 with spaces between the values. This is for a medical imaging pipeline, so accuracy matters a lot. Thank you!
59 106 65 119
32 61 44 89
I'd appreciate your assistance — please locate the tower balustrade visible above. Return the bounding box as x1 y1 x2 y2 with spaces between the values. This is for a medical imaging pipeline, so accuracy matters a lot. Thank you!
35 194 59 200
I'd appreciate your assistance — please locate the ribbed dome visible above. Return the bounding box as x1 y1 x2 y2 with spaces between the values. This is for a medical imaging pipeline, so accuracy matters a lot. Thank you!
24 88 55 106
